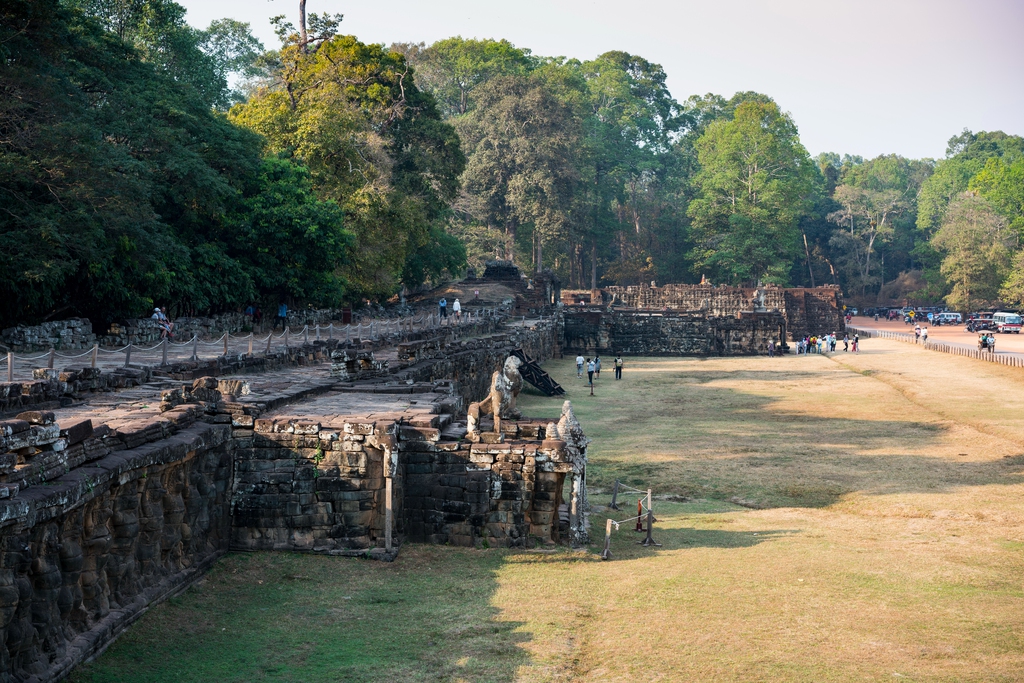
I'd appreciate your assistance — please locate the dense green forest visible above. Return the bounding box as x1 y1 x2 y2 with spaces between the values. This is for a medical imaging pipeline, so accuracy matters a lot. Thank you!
2 0 1022 328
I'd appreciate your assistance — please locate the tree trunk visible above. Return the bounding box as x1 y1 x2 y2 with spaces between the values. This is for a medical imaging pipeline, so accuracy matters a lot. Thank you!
590 241 597 290
536 232 543 274
298 0 308 51
803 233 816 288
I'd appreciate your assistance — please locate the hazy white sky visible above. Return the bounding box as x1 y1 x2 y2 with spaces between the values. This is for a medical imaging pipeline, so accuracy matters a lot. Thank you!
177 0 1024 160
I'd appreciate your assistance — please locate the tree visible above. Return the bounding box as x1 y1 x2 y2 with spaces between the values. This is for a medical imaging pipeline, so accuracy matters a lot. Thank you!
930 193 1012 311
687 100 814 284
827 155 931 297
456 74 582 270
230 32 466 299
399 37 535 118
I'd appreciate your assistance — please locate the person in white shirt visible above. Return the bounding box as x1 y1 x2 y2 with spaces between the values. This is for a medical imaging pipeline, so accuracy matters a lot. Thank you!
586 358 595 385
576 354 585 378
453 298 461 321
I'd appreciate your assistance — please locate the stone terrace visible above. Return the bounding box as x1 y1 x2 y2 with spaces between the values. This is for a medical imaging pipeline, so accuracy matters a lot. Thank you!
0 318 575 683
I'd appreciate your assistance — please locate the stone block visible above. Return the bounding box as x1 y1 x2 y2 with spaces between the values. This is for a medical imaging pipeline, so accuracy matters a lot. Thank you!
16 411 55 426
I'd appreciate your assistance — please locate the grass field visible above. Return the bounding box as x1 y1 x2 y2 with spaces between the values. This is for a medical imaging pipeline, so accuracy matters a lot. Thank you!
71 339 1024 682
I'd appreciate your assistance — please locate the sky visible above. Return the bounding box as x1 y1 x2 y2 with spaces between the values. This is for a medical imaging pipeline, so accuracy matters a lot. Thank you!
176 0 1024 160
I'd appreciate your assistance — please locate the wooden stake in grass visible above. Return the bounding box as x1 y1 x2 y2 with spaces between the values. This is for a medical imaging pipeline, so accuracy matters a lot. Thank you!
638 508 662 548
609 480 621 510
635 498 644 532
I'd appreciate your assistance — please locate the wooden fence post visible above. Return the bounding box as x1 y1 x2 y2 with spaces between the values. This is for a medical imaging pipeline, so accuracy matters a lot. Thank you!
124 343 132 368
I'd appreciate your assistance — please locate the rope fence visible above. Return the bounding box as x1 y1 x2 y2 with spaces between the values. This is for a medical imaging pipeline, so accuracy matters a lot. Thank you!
849 326 1024 369
0 307 506 383
600 480 662 560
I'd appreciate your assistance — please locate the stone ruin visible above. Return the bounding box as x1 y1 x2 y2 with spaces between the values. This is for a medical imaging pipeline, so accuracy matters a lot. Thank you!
561 283 846 356
0 315 585 682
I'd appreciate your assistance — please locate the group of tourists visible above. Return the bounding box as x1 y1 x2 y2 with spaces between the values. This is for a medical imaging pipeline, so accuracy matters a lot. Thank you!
913 324 929 343
795 332 859 354
575 354 624 384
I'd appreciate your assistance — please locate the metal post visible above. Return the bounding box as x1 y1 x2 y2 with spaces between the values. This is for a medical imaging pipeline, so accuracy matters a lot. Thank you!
192 334 198 361
124 343 132 368
162 338 168 365
609 480 621 510
48 348 55 370
601 518 613 561
385 477 393 553
6 352 12 383
91 344 98 369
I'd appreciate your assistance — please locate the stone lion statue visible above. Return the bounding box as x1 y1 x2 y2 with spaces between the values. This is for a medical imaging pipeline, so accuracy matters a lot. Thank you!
467 355 523 437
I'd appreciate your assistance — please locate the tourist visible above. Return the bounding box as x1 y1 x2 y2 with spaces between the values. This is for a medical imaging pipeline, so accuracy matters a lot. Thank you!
576 353 585 378
614 355 623 379
594 355 601 378
439 297 448 321
852 334 860 353
843 334 849 352
586 358 595 386
453 298 462 322
767 339 775 358
152 307 174 339
830 333 837 352
275 302 288 330
921 327 929 343
914 324 921 343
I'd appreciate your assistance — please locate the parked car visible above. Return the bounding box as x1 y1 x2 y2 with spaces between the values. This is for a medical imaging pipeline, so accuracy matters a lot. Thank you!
992 311 1022 333
934 312 962 326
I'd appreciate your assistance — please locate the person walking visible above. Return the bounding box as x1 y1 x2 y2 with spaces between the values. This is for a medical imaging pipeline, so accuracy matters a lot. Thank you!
438 297 448 321
594 355 602 379
275 302 288 330
767 339 775 358
843 334 849 352
453 298 461 322
852 334 860 353
830 333 837 352
614 355 623 379
914 324 921 343
586 358 595 386
576 354 585 378
921 326 929 343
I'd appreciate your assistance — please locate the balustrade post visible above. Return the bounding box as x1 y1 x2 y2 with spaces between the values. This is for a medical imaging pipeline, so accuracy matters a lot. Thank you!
192 335 198 361
91 344 98 368
124 343 132 368
48 348 55 370
248 333 253 356
162 338 168 365
6 352 12 383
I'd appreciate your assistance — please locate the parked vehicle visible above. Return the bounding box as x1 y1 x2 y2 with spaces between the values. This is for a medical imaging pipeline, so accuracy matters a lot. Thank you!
934 312 962 326
992 311 1022 333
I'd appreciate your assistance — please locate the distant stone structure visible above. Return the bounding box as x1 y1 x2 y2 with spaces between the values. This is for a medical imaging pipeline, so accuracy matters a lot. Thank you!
561 283 844 355
469 260 561 316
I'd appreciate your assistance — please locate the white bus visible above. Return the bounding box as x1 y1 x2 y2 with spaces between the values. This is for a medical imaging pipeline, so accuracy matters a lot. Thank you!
992 311 1022 333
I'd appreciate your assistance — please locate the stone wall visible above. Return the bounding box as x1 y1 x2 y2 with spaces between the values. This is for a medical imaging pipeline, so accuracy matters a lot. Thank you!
0 417 232 683
563 310 787 356
0 317 573 681
560 284 844 341
0 320 96 354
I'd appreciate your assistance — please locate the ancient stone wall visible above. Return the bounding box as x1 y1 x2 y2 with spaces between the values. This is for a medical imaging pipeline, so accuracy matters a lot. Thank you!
0 417 232 683
563 310 787 356
0 316 572 681
560 284 844 342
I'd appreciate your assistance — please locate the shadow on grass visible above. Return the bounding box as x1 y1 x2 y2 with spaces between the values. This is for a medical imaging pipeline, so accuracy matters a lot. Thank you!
68 549 532 683
525 360 1024 510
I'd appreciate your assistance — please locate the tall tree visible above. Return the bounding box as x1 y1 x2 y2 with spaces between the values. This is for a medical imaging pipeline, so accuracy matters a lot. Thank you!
930 193 1012 311
687 100 814 284
455 74 582 268
230 31 466 299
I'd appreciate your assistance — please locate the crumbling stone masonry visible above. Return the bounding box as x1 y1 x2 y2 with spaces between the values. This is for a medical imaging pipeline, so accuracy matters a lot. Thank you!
0 317 581 682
